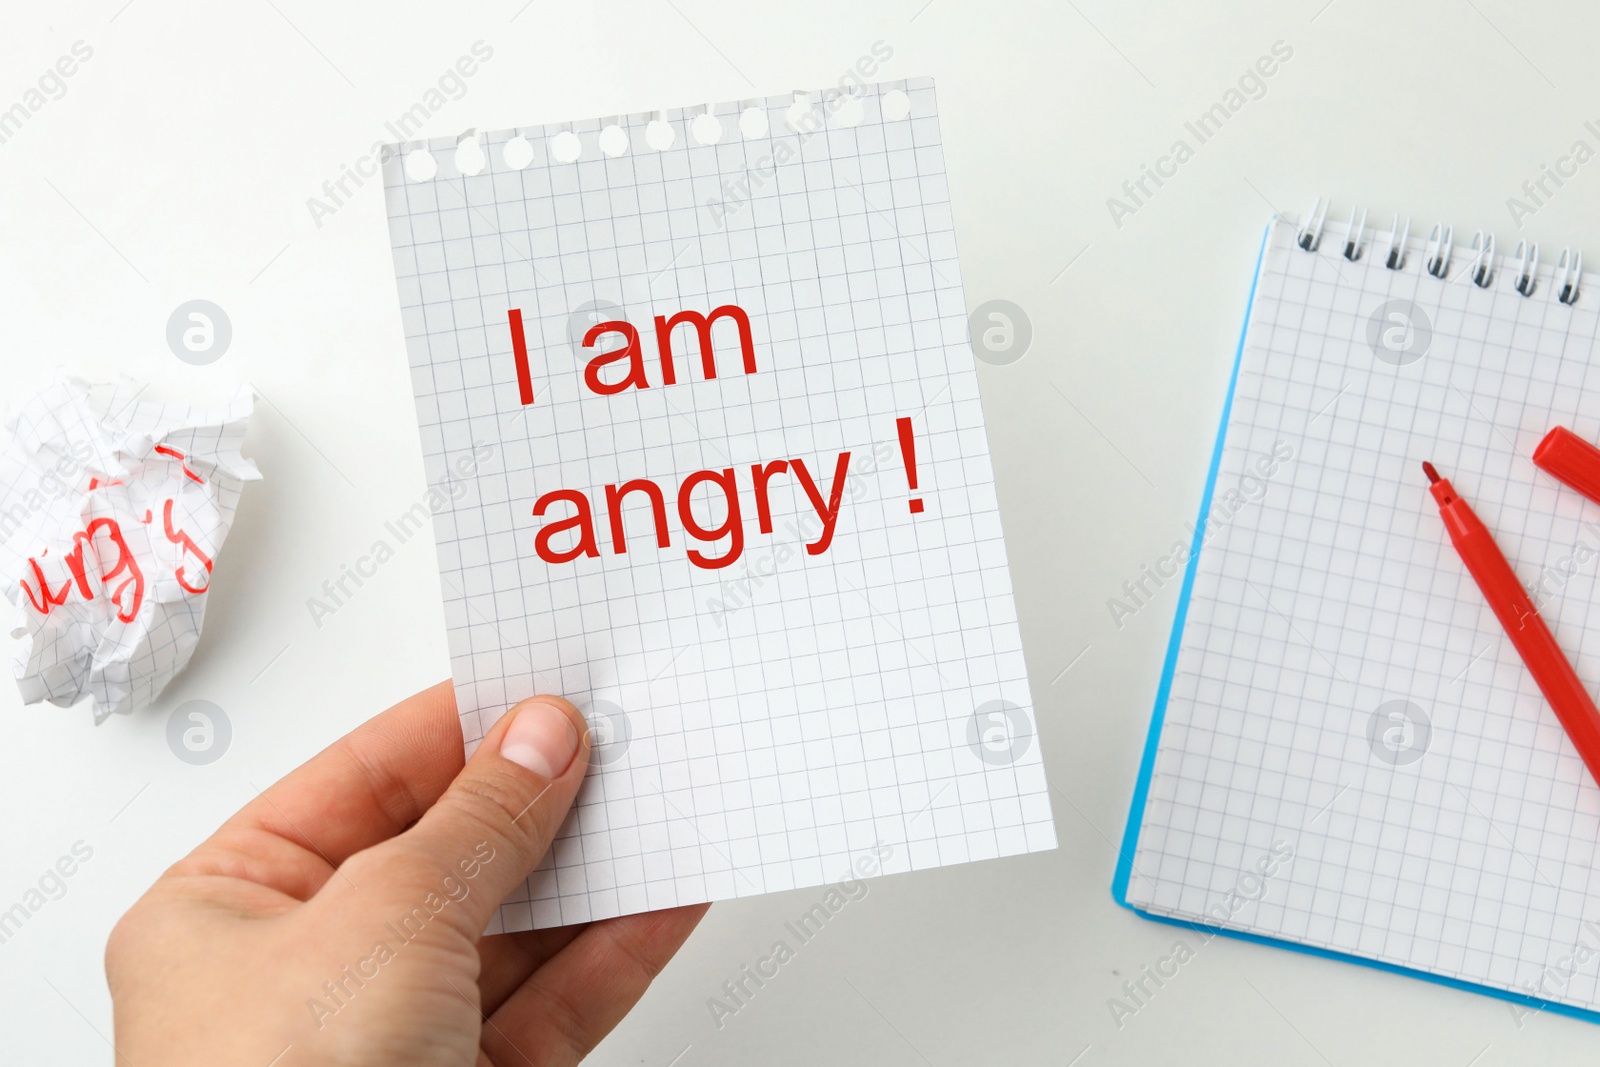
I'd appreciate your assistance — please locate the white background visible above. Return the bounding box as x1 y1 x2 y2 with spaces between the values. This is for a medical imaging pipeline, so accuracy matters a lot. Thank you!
2 1 1598 1063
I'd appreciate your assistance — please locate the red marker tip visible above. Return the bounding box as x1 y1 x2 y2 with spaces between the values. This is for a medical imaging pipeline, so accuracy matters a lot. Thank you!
1422 461 1441 484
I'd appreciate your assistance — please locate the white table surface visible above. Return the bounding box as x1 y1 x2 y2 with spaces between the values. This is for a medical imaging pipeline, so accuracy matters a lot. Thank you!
3 1 1599 1063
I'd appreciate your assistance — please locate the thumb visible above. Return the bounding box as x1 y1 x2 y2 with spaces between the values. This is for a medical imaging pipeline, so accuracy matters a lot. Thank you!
337 695 591 938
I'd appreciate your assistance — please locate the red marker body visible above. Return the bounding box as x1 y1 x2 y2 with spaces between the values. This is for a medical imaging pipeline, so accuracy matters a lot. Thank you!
1426 462 1600 785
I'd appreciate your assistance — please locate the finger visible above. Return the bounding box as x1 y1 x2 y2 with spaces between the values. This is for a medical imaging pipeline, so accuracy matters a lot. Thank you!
483 904 710 1067
327 694 590 940
477 927 587 1015
169 681 462 900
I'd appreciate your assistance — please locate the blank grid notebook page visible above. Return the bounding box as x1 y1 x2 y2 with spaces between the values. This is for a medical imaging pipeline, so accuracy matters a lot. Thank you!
383 79 1055 931
1126 217 1600 1012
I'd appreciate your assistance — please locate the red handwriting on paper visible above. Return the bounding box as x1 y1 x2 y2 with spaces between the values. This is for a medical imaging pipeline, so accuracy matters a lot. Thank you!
153 444 204 483
20 518 146 622
501 301 929 569
162 497 213 594
19 444 212 620
153 450 212 593
505 303 757 406
530 448 878 571
507 308 536 406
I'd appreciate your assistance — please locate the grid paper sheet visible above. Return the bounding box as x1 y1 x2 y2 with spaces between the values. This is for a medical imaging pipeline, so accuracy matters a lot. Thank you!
382 78 1055 930
1126 217 1600 1012
2 379 259 720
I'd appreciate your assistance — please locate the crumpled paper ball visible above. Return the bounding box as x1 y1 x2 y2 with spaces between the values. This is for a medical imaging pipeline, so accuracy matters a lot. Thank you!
1 378 260 721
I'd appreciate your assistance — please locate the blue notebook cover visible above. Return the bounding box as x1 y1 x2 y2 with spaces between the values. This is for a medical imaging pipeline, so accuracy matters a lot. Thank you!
1111 220 1598 1027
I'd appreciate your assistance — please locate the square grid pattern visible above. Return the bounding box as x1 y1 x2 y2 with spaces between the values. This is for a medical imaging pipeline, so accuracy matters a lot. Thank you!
1 380 258 720
382 78 1055 930
1127 217 1600 1009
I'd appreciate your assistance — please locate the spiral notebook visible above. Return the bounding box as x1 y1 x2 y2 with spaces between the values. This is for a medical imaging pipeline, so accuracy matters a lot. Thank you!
1116 204 1600 1023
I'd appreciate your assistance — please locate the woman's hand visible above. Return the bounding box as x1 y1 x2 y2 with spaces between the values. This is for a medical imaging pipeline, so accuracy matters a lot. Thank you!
106 682 707 1066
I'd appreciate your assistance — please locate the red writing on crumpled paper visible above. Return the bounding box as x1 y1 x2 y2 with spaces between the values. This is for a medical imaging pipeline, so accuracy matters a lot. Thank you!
18 445 214 622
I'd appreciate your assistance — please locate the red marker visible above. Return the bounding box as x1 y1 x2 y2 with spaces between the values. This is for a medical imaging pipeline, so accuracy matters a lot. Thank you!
1533 426 1600 507
1425 461 1600 785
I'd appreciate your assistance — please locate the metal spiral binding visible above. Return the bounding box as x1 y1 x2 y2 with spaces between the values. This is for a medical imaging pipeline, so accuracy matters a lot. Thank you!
1557 248 1583 305
1467 231 1495 289
1294 199 1582 305
1297 196 1328 251
1343 206 1367 262
1513 240 1539 296
1425 223 1453 279
1383 214 1410 271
